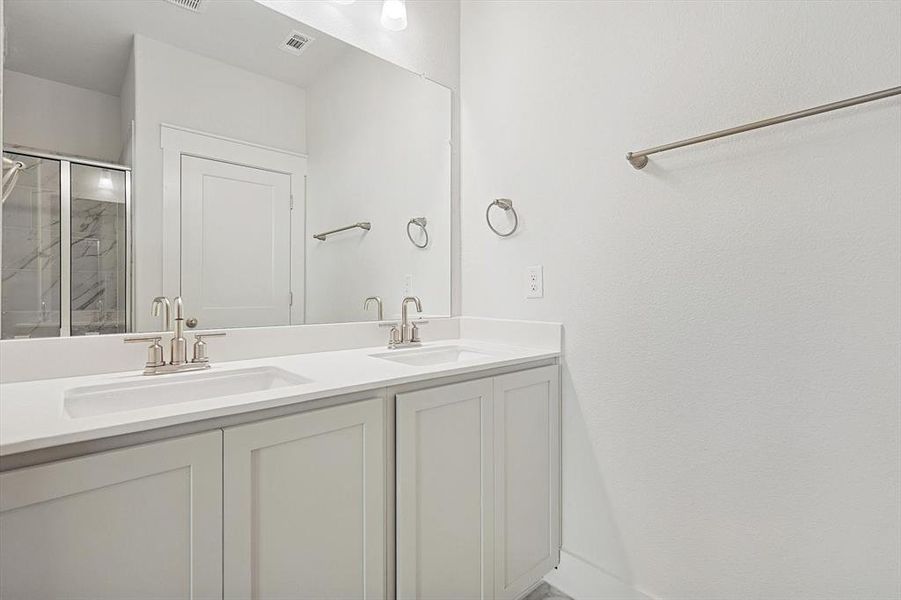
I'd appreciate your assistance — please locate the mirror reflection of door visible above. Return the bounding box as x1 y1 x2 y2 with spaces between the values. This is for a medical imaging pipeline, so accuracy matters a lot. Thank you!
180 156 292 330
2 0 453 333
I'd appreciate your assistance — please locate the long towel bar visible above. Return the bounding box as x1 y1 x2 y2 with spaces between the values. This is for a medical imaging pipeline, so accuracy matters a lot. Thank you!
626 86 901 169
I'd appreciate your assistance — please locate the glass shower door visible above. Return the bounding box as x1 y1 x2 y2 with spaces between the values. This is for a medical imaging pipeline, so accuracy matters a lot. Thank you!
70 164 127 335
0 152 61 338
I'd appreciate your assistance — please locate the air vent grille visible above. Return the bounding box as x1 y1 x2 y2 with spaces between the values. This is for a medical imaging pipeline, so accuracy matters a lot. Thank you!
281 31 315 56
165 0 208 13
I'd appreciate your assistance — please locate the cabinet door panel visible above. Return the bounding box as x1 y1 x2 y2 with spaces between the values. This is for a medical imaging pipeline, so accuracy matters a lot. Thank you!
0 431 222 599
494 366 561 600
396 378 494 600
224 398 385 600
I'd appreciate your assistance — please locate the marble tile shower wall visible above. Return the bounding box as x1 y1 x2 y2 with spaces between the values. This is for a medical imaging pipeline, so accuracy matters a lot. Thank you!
1 160 61 339
70 198 125 336
1 157 126 339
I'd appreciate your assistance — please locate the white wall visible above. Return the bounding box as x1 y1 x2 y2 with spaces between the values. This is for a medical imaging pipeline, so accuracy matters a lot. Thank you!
118 45 135 167
461 2 900 599
256 0 459 89
2 70 121 162
305 49 451 323
132 35 306 331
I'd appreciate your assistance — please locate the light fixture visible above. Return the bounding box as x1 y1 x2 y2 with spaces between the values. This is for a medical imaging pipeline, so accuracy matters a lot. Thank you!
98 170 113 190
380 0 407 31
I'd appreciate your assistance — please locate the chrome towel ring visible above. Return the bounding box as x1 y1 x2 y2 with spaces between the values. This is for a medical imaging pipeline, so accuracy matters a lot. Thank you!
486 198 518 237
407 217 429 248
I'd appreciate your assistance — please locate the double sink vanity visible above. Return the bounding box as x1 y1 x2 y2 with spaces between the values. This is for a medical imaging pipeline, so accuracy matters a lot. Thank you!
0 317 562 600
0 2 558 597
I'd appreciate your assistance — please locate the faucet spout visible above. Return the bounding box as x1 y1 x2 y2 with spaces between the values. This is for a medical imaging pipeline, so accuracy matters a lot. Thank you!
364 296 384 321
151 296 172 331
403 296 422 313
400 296 423 344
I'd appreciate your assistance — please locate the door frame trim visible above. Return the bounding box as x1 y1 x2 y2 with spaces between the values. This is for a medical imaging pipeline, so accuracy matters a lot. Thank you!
160 124 307 325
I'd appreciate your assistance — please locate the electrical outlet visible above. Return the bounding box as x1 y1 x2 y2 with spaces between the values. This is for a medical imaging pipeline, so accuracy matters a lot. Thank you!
525 265 543 298
404 274 414 296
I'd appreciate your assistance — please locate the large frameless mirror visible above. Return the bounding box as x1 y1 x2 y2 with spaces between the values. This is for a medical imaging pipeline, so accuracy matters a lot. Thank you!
1 0 452 338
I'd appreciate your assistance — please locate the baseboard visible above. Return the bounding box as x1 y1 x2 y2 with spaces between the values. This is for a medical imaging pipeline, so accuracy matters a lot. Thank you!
544 550 653 600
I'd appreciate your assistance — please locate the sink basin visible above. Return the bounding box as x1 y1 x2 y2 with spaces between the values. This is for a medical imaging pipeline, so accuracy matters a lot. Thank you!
370 345 494 367
64 367 311 418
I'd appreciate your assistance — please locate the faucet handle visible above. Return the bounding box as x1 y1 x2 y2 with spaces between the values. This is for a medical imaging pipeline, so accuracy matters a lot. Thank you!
124 336 165 368
124 335 163 343
194 331 227 340
378 321 401 348
191 331 226 364
411 319 429 343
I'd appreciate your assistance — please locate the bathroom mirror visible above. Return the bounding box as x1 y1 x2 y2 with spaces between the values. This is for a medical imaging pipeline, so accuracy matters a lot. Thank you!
0 0 452 338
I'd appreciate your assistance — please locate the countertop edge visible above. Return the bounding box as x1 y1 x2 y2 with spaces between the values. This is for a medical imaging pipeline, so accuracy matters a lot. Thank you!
1 348 559 458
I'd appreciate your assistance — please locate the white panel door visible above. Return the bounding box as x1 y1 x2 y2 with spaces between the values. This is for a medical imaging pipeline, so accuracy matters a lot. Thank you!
493 366 561 600
181 155 292 329
396 379 494 600
0 431 222 599
223 398 386 600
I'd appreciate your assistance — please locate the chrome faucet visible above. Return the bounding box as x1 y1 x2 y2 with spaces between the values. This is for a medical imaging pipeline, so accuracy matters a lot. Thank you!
125 296 226 375
364 296 383 321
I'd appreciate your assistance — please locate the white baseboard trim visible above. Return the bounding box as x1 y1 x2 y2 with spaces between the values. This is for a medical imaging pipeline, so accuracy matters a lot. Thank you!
544 550 653 600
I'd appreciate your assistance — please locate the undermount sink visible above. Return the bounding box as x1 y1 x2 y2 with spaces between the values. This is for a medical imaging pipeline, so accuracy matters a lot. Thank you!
370 345 495 367
64 367 311 419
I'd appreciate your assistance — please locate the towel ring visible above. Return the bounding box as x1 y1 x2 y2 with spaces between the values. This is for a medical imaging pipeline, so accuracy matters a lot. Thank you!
486 198 518 237
407 217 429 248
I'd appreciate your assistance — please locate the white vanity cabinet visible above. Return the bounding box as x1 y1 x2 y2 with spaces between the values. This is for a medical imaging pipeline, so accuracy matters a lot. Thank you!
395 365 560 600
0 361 558 600
492 367 561 600
396 378 495 600
223 396 386 600
0 431 223 599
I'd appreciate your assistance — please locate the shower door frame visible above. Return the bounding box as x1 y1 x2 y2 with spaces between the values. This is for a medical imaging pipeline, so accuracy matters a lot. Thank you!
3 146 133 337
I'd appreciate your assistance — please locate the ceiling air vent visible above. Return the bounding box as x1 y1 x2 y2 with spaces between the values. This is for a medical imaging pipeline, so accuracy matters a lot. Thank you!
281 31 315 56
165 0 208 13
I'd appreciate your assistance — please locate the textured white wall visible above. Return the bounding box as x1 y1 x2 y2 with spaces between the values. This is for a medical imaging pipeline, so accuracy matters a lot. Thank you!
461 1 901 599
132 35 307 331
2 70 121 162
305 49 452 323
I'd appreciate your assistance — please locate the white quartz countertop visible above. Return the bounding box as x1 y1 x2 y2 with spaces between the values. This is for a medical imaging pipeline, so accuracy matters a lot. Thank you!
0 339 558 456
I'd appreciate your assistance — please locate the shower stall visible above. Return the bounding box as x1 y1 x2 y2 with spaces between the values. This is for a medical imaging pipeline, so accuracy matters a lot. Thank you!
1 149 131 339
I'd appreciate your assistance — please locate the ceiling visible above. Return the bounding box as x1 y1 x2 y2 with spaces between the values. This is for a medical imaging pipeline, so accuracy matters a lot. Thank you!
3 0 352 96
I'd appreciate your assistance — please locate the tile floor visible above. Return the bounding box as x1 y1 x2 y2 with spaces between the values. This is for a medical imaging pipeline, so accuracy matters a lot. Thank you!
522 581 573 600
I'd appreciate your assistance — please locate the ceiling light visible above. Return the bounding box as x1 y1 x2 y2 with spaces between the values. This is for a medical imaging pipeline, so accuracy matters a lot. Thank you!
380 0 407 31
98 170 113 190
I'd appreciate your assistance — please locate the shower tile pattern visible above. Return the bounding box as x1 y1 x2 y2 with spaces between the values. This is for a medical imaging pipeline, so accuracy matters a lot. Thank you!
70 165 126 336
